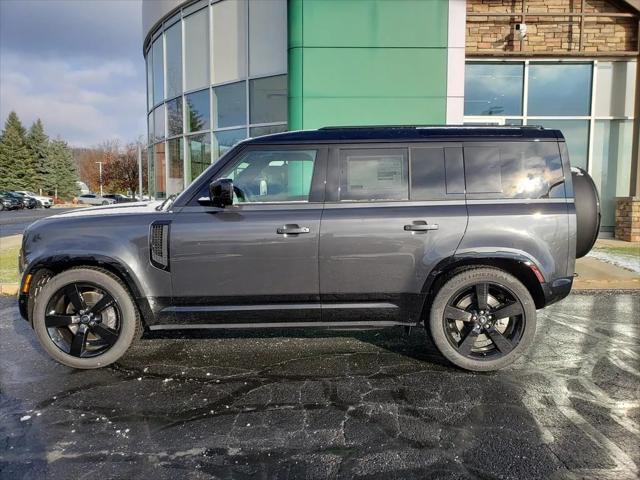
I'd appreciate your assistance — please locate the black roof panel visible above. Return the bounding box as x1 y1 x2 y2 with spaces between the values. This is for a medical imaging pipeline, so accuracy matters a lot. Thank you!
246 125 562 144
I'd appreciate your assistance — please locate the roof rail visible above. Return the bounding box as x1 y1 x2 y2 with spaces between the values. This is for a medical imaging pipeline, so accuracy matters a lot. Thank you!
318 125 545 130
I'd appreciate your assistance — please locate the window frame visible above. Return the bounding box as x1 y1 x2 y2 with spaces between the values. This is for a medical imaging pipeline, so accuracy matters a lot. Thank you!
181 144 328 208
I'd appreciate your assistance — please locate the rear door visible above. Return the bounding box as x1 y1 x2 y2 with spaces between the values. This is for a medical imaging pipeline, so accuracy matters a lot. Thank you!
319 143 468 324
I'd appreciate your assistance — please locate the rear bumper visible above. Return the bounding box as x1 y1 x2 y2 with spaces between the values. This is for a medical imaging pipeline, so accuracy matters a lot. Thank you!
541 276 573 307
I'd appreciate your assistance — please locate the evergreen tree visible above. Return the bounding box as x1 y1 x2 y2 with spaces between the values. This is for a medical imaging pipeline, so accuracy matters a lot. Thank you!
47 139 80 199
0 111 36 190
26 119 49 192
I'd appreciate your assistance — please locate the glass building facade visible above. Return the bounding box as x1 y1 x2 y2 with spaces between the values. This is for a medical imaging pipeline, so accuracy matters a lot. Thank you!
464 60 637 230
145 0 288 199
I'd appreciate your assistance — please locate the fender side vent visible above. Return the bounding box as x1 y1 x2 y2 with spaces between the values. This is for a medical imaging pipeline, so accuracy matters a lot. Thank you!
150 221 170 271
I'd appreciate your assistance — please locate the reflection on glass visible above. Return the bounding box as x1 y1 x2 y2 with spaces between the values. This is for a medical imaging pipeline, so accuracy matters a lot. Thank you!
148 147 155 198
147 113 154 144
595 61 636 117
187 133 211 181
152 36 164 105
167 98 183 137
212 0 247 84
184 9 210 91
213 82 246 128
154 142 166 199
185 89 210 133
165 22 182 99
591 120 633 228
154 104 165 142
146 54 153 110
213 128 246 161
464 63 524 116
250 124 288 138
248 0 287 76
250 75 287 124
410 148 446 200
167 137 184 195
528 63 592 116
536 119 589 170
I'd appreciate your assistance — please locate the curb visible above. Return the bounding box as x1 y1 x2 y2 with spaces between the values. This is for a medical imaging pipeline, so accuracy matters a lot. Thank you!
0 284 18 296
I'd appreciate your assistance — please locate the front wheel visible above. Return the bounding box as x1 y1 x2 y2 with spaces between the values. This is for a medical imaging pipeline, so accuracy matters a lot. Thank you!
32 267 141 369
429 268 536 372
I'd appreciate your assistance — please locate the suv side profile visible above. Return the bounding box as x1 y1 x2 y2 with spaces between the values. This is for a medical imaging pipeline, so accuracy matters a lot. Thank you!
18 127 600 371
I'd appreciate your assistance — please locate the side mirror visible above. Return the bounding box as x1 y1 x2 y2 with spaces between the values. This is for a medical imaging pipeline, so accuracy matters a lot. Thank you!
209 178 234 208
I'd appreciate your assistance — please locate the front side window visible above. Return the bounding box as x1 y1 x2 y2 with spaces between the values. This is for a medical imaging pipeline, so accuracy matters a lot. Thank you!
339 149 408 201
464 142 565 199
217 150 317 203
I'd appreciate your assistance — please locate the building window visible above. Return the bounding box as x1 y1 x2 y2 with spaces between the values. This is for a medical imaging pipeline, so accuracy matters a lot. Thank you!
213 128 246 161
153 104 165 142
184 8 210 92
146 54 153 111
165 21 182 99
464 63 523 116
250 124 288 138
154 142 166 200
213 81 246 129
528 63 592 116
187 133 211 181
185 89 210 133
212 0 247 84
152 36 164 106
249 75 288 124
167 97 183 137
595 61 636 118
536 119 590 170
248 0 287 77
167 137 184 195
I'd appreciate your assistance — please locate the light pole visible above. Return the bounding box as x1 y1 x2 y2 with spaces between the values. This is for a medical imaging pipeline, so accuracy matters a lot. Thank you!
95 161 103 196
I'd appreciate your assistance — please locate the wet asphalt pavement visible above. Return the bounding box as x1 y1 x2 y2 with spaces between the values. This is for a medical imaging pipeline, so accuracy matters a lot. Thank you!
1 292 639 479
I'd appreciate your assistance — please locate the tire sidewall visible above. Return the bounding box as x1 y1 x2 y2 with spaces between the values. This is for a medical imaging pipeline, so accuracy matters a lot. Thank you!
33 268 138 369
429 268 537 372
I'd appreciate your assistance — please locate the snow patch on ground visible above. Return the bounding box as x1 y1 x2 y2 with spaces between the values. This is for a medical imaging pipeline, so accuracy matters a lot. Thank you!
588 250 640 274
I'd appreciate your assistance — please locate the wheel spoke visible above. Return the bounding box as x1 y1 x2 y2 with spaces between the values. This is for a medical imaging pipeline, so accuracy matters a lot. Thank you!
485 327 514 354
88 293 115 315
475 283 488 311
90 324 119 346
69 325 88 356
492 302 523 320
45 315 76 327
64 284 87 313
444 306 473 322
457 328 480 356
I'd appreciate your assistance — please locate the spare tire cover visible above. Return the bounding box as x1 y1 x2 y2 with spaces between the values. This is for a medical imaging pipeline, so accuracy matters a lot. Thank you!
572 167 601 258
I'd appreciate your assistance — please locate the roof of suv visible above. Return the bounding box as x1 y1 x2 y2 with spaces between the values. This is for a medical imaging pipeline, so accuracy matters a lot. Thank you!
246 126 563 144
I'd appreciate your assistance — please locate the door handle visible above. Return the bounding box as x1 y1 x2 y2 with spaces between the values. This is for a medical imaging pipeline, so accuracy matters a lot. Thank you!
404 221 439 232
277 224 310 235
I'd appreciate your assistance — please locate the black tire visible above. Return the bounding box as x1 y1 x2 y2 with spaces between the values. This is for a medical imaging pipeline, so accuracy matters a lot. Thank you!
45 205 51 209
101 201 108 205
572 167 601 258
0 204 4 211
32 267 141 369
429 268 536 372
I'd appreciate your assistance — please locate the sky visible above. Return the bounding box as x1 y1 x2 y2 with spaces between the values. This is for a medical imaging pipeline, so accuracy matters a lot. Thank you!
0 0 146 148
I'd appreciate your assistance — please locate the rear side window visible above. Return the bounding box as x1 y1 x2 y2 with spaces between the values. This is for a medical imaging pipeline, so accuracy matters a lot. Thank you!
339 148 408 201
464 142 565 198
410 147 446 200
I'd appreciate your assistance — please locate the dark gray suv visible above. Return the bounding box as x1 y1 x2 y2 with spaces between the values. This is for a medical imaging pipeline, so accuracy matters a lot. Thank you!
18 126 600 371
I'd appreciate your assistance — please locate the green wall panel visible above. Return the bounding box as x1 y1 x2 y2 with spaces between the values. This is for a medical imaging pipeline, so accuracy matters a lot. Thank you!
302 0 448 48
287 0 449 130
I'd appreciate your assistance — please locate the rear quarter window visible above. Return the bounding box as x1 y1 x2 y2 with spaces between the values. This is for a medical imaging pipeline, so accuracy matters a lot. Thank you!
464 141 565 199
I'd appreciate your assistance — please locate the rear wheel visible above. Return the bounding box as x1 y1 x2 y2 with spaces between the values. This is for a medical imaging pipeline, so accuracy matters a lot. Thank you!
429 268 536 371
32 268 141 369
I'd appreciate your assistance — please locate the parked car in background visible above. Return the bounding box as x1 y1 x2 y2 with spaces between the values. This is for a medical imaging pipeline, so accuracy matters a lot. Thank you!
77 193 117 206
103 194 134 203
0 192 23 210
15 191 53 208
10 191 38 209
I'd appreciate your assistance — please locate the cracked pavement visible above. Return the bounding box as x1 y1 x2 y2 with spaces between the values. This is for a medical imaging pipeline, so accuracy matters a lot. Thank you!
1 292 639 479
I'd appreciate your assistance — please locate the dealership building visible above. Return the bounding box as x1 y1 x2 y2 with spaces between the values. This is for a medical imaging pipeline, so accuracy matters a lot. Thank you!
142 0 639 239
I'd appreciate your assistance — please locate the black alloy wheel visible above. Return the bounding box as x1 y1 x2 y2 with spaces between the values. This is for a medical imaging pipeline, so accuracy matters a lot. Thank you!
442 282 525 360
44 282 122 358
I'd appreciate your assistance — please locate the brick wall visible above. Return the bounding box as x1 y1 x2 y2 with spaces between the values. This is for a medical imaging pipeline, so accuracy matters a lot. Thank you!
467 0 638 54
615 197 640 242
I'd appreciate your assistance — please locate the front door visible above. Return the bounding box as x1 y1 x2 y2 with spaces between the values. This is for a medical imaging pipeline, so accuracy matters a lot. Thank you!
319 144 468 324
168 146 327 325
